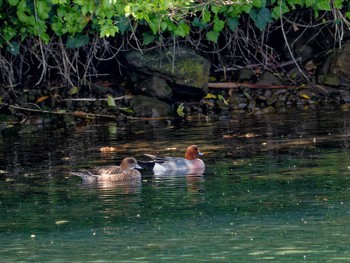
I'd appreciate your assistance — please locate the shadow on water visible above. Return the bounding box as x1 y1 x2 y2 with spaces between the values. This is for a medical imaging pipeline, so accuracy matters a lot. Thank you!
1 108 350 262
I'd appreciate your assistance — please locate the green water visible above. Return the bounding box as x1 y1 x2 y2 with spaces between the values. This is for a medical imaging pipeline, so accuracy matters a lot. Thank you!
1 109 350 262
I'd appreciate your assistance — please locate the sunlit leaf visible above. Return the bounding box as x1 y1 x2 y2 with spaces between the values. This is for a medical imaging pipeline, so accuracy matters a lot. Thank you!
177 103 185 117
218 94 229 105
36 96 49 103
8 0 18 6
213 17 225 32
55 220 69 225
202 9 211 23
68 86 79 96
107 95 116 108
299 94 310 99
204 93 217 99
118 106 134 114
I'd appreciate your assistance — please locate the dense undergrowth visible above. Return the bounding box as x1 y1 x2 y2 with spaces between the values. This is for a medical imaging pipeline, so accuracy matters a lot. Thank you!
0 0 350 89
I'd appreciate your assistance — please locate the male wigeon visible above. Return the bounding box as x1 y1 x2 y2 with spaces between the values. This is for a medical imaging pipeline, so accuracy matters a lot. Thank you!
70 157 142 183
143 145 205 175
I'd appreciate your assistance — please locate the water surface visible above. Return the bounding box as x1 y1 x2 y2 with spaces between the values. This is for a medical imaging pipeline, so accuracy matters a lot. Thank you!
1 109 350 262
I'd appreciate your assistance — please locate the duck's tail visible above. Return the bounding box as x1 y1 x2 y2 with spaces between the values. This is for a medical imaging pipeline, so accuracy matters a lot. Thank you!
70 170 98 181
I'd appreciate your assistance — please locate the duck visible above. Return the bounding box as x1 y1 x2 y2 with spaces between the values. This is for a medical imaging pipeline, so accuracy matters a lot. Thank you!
70 157 142 183
142 145 205 175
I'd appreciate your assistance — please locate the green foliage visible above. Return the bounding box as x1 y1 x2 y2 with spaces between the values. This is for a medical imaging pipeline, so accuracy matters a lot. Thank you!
0 0 349 50
66 34 89 49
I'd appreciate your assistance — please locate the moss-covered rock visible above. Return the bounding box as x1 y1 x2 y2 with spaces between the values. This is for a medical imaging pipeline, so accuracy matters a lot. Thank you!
136 76 173 100
131 95 171 117
125 47 210 92
317 74 341 86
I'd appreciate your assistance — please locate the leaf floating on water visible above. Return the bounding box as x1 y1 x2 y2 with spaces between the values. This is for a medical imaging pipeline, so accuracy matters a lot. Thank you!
36 96 49 103
100 147 117 152
177 103 185 117
55 220 69 225
72 111 87 117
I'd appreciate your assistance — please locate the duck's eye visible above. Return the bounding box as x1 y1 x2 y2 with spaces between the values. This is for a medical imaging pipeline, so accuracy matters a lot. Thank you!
193 146 198 151
127 158 135 164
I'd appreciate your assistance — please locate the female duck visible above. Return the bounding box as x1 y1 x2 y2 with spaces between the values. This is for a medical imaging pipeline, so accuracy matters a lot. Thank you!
143 145 205 175
70 157 142 183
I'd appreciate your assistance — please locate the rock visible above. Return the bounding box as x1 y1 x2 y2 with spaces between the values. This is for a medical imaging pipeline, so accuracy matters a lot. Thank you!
330 42 350 82
239 68 256 81
131 95 171 117
260 106 276 114
136 76 172 100
125 47 210 92
256 71 282 86
295 45 314 63
317 74 341 86
340 90 350 103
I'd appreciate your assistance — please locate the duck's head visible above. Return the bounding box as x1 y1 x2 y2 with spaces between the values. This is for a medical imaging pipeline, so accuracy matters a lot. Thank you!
185 145 204 160
120 157 142 170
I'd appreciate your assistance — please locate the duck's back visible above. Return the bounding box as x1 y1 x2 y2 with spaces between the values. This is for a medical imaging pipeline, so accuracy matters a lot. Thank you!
153 158 205 175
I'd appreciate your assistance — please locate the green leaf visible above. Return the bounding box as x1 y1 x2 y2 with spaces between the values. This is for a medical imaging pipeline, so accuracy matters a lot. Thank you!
68 86 79 96
106 95 116 108
218 94 229 105
174 22 190 37
7 42 19 56
142 32 155 45
176 103 185 117
206 30 220 43
346 11 350 20
288 0 305 7
148 21 158 35
8 0 18 6
333 0 343 8
211 5 221 15
161 21 168 32
271 2 290 20
227 18 239 31
213 17 225 32
66 34 89 48
252 0 266 8
316 0 331 11
254 8 273 31
305 0 316 8
36 0 51 20
202 9 211 23
118 106 134 114
192 17 208 29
